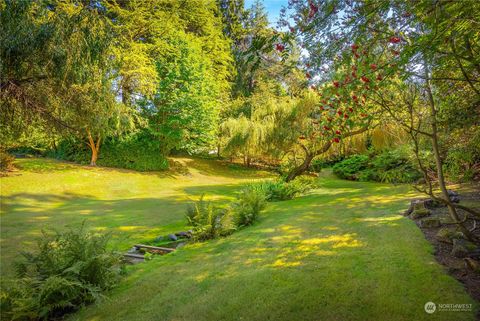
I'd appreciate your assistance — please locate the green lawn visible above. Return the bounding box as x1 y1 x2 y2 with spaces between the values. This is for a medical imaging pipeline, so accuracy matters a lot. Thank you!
1 158 477 320
0 158 270 276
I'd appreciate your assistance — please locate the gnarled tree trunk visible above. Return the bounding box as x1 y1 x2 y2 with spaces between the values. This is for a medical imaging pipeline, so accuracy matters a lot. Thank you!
285 152 314 182
285 126 369 182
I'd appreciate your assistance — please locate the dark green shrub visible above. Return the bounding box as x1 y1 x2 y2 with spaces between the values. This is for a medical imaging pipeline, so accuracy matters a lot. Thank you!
232 187 267 227
444 147 480 182
0 151 15 171
332 150 421 183
186 196 236 241
332 155 369 180
310 156 344 173
1 226 122 321
48 133 168 171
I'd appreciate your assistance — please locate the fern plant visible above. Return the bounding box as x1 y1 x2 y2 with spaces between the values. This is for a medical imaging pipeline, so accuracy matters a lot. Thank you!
1 225 122 321
232 188 267 227
186 196 236 241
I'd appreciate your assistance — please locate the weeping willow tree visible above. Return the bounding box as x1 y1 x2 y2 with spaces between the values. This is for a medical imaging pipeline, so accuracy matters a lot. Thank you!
220 79 292 166
320 122 408 158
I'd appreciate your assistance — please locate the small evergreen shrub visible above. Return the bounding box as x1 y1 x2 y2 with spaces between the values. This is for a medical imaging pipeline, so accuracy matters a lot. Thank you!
332 155 369 180
333 150 421 183
1 226 122 321
310 156 344 173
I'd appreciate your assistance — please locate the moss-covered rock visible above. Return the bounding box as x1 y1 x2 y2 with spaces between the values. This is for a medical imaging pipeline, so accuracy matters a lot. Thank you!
410 209 431 219
420 217 441 228
464 258 480 273
451 239 477 258
435 228 464 244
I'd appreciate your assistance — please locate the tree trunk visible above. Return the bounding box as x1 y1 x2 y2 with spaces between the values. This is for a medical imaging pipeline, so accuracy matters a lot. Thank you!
285 127 368 182
285 153 314 182
87 130 101 167
424 65 476 241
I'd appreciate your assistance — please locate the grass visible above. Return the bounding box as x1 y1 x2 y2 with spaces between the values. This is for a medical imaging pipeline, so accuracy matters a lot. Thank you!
0 157 270 276
1 158 478 320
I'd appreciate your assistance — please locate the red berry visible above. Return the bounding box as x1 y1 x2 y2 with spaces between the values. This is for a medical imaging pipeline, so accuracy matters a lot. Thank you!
370 64 377 70
389 36 401 44
333 137 340 143
335 130 341 135
361 76 370 83
349 107 353 112
333 81 340 88
275 44 285 52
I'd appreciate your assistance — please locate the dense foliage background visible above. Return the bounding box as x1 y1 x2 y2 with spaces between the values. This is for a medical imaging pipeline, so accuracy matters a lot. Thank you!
1 0 479 183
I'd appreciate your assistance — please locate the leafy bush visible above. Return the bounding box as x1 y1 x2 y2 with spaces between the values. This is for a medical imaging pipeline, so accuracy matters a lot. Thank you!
0 151 15 171
444 144 480 182
1 226 122 321
333 150 421 183
332 155 369 180
310 156 344 173
252 177 316 201
257 180 299 201
186 196 236 241
232 187 267 227
48 133 168 171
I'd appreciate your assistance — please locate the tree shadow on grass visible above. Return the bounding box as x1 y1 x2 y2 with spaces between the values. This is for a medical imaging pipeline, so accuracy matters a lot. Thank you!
11 157 273 181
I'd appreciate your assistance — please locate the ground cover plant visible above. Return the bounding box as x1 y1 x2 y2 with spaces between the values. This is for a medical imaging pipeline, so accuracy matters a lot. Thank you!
332 149 421 183
1 226 122 321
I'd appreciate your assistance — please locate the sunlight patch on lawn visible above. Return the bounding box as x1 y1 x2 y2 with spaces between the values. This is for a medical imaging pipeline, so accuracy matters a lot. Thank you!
32 216 50 221
117 225 147 231
354 215 403 226
298 233 364 250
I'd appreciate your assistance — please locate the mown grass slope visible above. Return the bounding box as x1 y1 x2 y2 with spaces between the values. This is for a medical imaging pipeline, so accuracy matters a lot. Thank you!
1 158 477 320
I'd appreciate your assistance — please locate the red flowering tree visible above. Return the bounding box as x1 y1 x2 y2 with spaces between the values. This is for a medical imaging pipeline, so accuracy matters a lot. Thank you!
279 44 388 181
279 0 480 239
